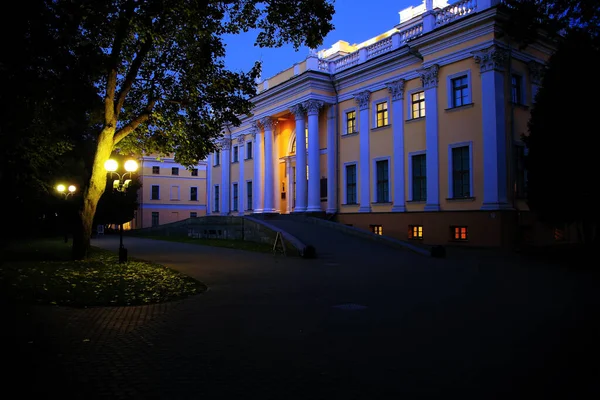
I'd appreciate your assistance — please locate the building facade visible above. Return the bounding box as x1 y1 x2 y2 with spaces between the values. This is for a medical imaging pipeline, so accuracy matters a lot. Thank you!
206 0 556 247
132 156 208 228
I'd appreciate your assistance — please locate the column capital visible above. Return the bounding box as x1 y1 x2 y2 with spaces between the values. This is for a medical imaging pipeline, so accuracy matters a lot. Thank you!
303 99 324 116
386 79 406 101
260 116 275 131
473 46 508 73
218 137 231 150
354 90 371 110
237 135 246 145
528 60 545 85
289 103 305 119
419 64 439 89
249 121 260 139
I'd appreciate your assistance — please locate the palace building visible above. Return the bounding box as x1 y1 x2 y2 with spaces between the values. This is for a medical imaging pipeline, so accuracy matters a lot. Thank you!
206 0 555 247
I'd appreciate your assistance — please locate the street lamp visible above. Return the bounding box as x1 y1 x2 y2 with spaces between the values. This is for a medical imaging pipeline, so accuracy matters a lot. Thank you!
104 158 139 263
56 184 77 242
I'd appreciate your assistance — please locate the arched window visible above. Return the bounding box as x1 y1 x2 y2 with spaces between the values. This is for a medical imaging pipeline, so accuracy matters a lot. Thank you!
290 128 309 155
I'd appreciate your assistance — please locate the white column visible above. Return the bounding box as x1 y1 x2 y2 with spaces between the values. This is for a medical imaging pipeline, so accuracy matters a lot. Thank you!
285 158 293 213
355 90 371 212
305 99 323 212
474 46 510 210
528 60 544 104
290 104 307 212
274 128 281 213
237 136 245 215
261 117 275 213
387 79 406 212
220 138 231 215
326 105 337 214
206 154 212 215
420 65 440 211
251 123 264 213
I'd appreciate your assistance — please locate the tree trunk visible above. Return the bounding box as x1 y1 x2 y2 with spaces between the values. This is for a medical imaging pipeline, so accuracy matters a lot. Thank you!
72 128 115 259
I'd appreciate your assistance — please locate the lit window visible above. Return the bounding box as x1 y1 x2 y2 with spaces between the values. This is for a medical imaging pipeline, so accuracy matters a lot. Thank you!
376 102 388 127
346 110 356 134
152 166 160 174
451 76 469 107
451 226 468 241
408 225 423 240
370 225 383 235
172 167 179 176
411 91 425 119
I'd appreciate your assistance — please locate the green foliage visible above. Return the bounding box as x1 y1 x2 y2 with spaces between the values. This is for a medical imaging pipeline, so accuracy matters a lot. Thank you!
0 239 206 307
524 31 600 231
54 0 335 167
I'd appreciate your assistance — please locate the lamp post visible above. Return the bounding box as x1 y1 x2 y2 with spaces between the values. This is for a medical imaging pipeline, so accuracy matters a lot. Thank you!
56 184 77 242
104 158 138 263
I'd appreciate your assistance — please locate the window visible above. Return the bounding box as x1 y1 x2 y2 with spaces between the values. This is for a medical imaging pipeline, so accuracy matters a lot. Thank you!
152 166 160 174
375 160 389 203
291 133 309 154
375 102 388 127
151 212 159 227
246 142 253 159
411 91 425 119
151 185 160 200
511 74 523 104
451 75 469 107
233 146 239 162
232 183 238 211
408 225 423 240
554 226 565 241
412 154 426 201
190 187 198 201
345 164 357 204
172 167 179 176
515 145 527 198
370 225 383 235
190 212 197 218
246 181 252 210
452 146 470 198
214 151 220 166
346 110 356 134
320 178 327 201
451 226 468 241
213 185 220 212
191 168 198 176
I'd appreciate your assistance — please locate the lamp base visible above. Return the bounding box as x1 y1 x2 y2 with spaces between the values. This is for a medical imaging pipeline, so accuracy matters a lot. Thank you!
118 247 128 263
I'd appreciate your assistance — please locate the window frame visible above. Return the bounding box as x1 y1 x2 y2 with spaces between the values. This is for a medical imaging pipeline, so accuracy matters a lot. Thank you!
510 73 526 105
190 212 198 218
151 185 160 200
451 226 469 241
343 162 358 205
191 168 198 177
246 141 253 160
171 167 179 176
232 182 239 211
371 98 390 128
213 184 220 212
372 156 391 203
151 212 159 227
408 151 427 201
446 70 472 109
190 186 198 201
246 180 253 210
447 141 473 199
152 166 160 175
343 107 357 135
408 89 426 120
214 151 221 166
232 146 239 163
408 225 423 240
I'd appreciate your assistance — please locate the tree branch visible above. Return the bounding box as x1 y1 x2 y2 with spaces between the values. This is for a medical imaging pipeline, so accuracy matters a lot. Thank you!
105 0 135 128
112 99 157 145
114 39 153 119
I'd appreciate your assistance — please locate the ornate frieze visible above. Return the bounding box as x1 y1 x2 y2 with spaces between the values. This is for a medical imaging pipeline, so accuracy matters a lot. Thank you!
528 60 545 85
419 64 439 89
303 99 324 115
386 79 406 101
289 103 305 119
354 90 371 110
473 46 508 73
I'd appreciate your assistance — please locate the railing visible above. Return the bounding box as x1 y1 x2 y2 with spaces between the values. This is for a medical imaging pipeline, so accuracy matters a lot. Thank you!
333 51 360 72
318 59 329 72
366 36 393 59
398 23 424 42
435 0 477 27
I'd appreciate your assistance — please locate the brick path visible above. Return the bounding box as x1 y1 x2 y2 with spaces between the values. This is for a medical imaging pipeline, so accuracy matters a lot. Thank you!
4 230 600 399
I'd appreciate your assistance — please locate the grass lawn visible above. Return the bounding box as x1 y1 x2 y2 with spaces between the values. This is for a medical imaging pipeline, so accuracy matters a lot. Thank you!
137 234 288 254
0 238 206 307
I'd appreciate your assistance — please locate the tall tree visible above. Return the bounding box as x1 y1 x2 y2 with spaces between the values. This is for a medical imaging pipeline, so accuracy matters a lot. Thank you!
54 0 335 259
524 31 600 244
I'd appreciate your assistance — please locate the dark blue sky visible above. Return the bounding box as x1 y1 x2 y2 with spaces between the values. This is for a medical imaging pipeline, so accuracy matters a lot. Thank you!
222 0 419 80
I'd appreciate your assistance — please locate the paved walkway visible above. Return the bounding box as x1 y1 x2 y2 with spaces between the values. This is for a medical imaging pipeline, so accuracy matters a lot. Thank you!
4 234 599 399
